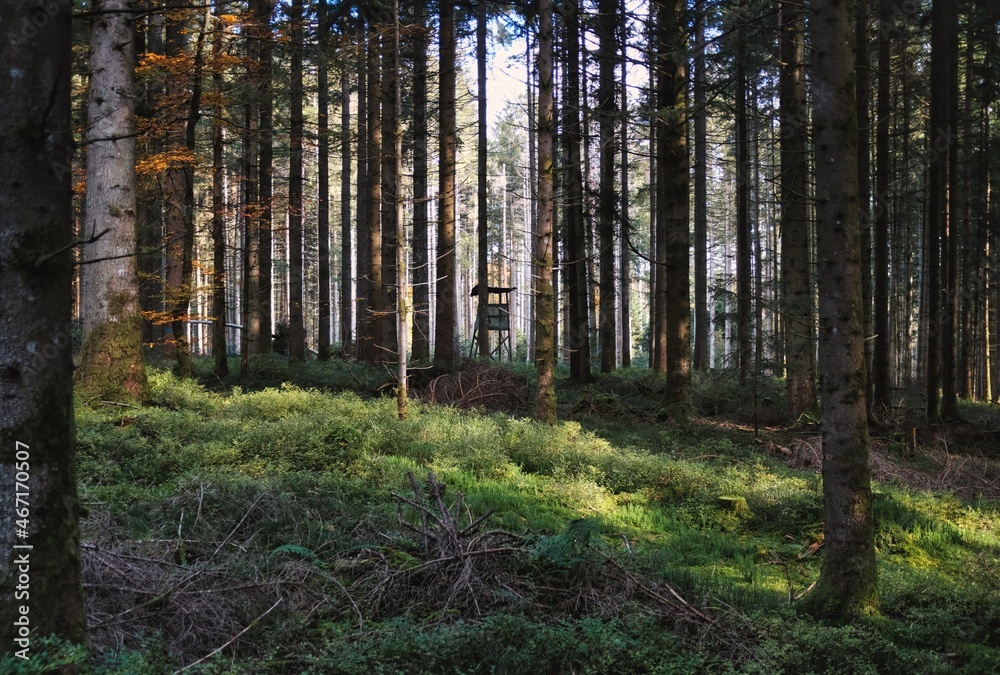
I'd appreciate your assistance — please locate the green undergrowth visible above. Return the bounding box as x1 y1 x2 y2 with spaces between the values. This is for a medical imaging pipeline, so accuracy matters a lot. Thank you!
55 364 1000 673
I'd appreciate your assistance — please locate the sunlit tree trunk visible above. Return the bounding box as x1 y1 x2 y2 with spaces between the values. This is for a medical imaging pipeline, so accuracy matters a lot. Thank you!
0 0 86 648
78 0 147 402
872 0 893 409
800 0 878 619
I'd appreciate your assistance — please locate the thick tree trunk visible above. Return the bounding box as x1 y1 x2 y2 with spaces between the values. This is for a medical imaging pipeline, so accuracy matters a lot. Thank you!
411 4 431 362
364 32 383 365
0 0 86 649
658 0 690 406
780 0 816 420
435 2 458 365
535 0 557 423
288 0 305 362
564 0 592 384
78 0 147 403
800 0 878 619
598 0 617 373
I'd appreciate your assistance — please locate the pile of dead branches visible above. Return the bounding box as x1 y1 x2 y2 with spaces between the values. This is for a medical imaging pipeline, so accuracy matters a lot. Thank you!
419 363 529 413
346 472 525 618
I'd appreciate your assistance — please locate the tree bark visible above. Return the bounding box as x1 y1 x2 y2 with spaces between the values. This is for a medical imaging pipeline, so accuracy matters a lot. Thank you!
317 0 332 359
381 12 399 365
872 0 893 408
212 8 229 378
693 0 709 371
435 1 458 365
780 0 816 420
78 0 147 403
619 0 632 368
288 0 305 362
0 0 87 648
598 0 617 373
411 3 431 362
800 0 878 619
535 0 557 423
657 0 691 406
564 0 592 384
476 0 491 358
736 0 752 386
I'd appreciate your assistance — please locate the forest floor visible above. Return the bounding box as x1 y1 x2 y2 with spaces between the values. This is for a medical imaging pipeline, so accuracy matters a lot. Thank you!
7 357 1000 673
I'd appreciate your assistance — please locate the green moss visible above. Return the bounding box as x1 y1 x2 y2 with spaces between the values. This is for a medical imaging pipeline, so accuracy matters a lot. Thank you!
76 302 147 403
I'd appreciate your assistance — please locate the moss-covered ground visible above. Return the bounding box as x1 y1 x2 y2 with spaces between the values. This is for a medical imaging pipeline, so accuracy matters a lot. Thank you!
7 357 1000 673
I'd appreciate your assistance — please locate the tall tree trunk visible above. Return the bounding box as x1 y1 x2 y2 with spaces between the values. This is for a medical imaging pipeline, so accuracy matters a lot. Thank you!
411 3 431 362
356 35 370 362
317 0 332 359
780 0 816 419
392 0 409 418
0 0 87 649
535 0 557 423
241 28 259 366
736 0 752 386
381 14 398 365
856 0 873 415
564 0 592 384
288 0 305 361
658 0 691 406
340 67 353 356
435 1 458 365
78 0 147 402
365 31 383 365
693 0 709 371
212 8 229 378
164 2 205 378
940 0 960 420
619 0 631 368
256 0 274 356
598 0 617 373
800 0 878 620
476 0 490 358
872 0 893 408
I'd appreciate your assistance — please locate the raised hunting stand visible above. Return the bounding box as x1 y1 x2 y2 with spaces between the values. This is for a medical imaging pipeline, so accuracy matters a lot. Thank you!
469 284 514 361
